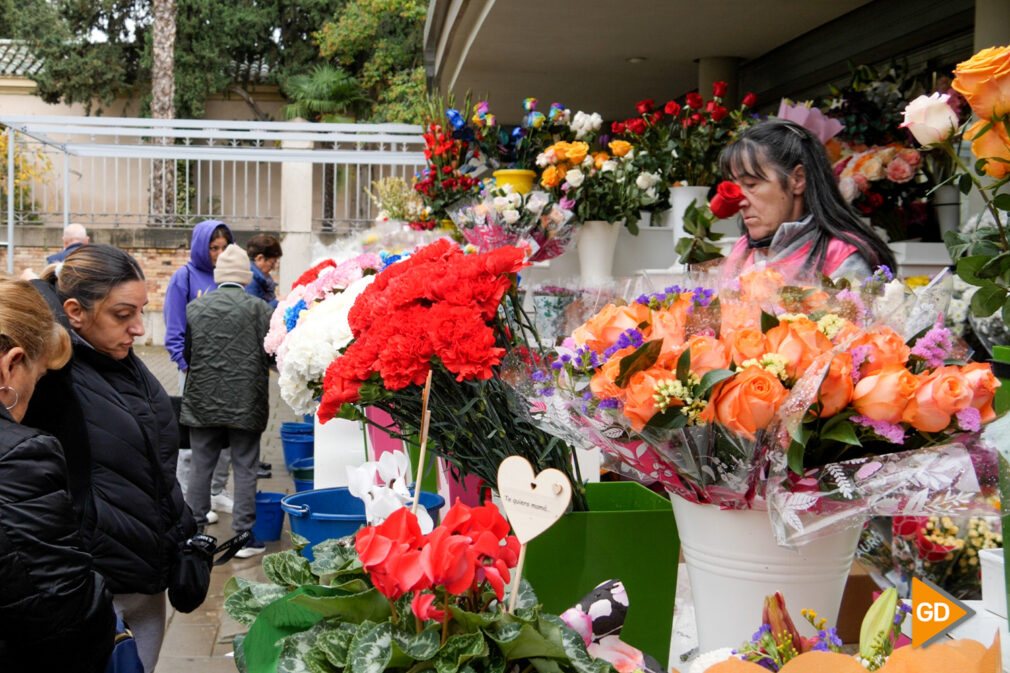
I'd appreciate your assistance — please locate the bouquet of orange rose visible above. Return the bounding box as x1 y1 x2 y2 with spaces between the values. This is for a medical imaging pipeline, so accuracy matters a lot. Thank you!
525 266 1003 522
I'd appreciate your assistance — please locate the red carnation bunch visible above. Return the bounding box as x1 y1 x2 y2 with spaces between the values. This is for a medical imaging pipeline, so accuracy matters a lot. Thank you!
317 240 527 421
355 502 521 621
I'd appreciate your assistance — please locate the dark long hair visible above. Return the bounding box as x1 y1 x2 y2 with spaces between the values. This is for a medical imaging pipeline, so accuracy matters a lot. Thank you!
41 244 145 311
719 119 896 274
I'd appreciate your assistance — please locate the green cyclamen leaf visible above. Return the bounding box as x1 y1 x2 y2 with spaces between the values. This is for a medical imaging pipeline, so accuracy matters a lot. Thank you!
223 581 290 627
434 632 487 673
614 339 663 388
309 536 361 576
347 622 393 673
264 550 317 587
317 623 358 668
402 628 441 660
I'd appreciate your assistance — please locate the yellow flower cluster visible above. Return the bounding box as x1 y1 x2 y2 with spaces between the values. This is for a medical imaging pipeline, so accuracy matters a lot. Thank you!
653 374 709 425
816 313 847 340
740 353 790 382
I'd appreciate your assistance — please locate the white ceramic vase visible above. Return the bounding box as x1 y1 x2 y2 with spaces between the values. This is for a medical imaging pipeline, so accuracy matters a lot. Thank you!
576 219 623 285
670 495 860 653
932 183 961 238
312 412 370 489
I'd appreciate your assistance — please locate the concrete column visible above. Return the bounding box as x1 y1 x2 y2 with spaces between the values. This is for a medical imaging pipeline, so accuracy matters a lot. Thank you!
974 0 1010 51
278 134 314 295
698 57 740 105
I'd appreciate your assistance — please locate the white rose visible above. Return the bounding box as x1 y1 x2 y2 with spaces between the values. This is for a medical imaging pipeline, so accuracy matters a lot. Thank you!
901 93 959 146
838 176 859 203
565 169 585 187
601 160 617 173
493 196 510 210
636 171 661 190
502 208 520 224
536 152 551 168
506 192 522 208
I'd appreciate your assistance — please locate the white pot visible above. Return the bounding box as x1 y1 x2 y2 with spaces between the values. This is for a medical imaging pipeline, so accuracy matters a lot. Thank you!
313 413 370 489
671 495 860 653
659 186 710 272
576 219 623 285
932 183 961 238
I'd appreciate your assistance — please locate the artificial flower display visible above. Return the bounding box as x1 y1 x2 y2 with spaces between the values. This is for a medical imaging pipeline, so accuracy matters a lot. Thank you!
447 181 576 262
317 239 586 508
455 97 571 172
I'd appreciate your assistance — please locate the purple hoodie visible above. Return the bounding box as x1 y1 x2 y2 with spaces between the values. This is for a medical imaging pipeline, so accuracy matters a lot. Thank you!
163 220 233 371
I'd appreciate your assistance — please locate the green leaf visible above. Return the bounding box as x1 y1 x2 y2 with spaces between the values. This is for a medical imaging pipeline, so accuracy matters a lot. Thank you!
434 632 487 673
304 646 340 673
277 627 318 673
613 339 663 388
400 628 441 660
695 368 734 397
242 586 341 673
993 193 1010 211
495 623 567 661
224 581 291 627
347 621 393 673
546 615 611 673
787 440 806 475
958 172 973 195
821 421 862 446
264 550 317 587
290 586 392 624
956 255 992 287
492 622 523 644
977 252 1010 279
309 537 361 576
530 659 564 673
644 407 688 430
317 623 358 667
676 347 691 382
290 531 311 553
971 283 1007 317
760 310 779 333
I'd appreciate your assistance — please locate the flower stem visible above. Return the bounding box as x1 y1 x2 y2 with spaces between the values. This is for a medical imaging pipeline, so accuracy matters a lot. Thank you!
440 593 450 646
942 142 1009 249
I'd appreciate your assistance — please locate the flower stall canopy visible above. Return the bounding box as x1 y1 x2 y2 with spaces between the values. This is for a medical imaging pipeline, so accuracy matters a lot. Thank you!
425 0 973 122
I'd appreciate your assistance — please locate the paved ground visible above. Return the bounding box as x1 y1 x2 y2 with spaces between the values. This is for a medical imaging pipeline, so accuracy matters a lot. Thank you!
134 345 301 672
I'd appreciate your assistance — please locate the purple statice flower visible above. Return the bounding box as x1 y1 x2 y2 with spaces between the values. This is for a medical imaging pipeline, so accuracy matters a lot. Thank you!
551 361 564 370
834 289 867 323
560 354 572 363
531 370 548 382
538 386 555 397
602 328 644 359
812 640 830 652
870 265 894 283
820 628 842 648
852 414 905 444
599 398 622 409
849 345 871 384
910 316 953 368
956 406 982 432
635 294 651 305
691 287 716 308
582 391 592 401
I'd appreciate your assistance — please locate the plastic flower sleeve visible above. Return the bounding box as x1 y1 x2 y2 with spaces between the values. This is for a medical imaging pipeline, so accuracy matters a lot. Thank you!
766 431 1000 546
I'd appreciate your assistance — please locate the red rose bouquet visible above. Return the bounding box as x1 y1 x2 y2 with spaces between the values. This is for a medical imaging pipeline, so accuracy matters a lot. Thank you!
317 239 586 509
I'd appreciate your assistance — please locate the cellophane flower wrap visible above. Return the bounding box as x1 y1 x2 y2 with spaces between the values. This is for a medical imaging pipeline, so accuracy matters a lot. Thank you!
264 254 383 415
447 181 576 262
317 239 585 509
757 270 1003 545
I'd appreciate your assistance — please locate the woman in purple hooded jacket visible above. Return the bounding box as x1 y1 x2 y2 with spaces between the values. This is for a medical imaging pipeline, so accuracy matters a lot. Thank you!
164 220 234 514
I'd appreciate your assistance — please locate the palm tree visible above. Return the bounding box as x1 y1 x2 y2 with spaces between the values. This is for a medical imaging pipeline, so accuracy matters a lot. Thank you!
150 0 177 224
284 64 371 229
282 64 370 123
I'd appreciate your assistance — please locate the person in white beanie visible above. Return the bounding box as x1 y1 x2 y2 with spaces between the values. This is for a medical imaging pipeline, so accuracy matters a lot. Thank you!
180 244 274 557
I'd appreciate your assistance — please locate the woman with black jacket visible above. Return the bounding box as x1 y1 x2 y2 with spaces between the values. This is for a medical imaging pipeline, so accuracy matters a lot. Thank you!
0 277 116 671
25 245 196 672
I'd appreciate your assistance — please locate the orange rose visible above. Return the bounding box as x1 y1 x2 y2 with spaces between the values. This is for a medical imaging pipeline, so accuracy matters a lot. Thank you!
592 151 611 169
964 119 1010 180
848 327 910 377
590 346 635 400
541 165 564 188
720 301 760 335
549 142 570 162
739 268 784 302
852 363 918 424
951 45 1010 120
817 352 854 417
608 140 633 157
902 366 973 433
623 367 673 431
669 334 731 376
647 298 691 353
566 141 590 165
961 361 1000 423
765 317 832 379
727 328 768 367
572 303 651 353
709 366 789 440
800 290 830 314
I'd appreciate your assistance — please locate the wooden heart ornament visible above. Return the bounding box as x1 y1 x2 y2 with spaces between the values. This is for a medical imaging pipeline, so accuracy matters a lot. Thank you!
497 456 572 544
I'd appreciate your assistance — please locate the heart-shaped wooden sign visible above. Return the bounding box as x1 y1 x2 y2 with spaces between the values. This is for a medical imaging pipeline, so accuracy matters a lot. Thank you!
497 456 572 544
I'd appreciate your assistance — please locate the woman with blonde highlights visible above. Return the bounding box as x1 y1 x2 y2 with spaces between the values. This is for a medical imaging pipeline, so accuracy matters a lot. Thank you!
0 278 115 670
26 245 196 672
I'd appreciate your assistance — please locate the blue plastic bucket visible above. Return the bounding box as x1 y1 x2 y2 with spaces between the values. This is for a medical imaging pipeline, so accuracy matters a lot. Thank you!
290 457 314 480
280 421 313 437
302 413 314 424
293 477 314 493
252 491 285 542
281 437 313 473
282 487 445 560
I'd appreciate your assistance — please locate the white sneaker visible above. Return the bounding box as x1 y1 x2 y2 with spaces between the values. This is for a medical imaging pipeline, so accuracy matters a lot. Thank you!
210 490 234 513
205 510 219 524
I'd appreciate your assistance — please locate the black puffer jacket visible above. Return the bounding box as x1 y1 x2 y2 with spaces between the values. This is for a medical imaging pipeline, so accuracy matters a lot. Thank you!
25 334 196 595
0 407 115 671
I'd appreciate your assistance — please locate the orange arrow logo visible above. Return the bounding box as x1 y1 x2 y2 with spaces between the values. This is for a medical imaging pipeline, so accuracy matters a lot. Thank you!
911 577 976 648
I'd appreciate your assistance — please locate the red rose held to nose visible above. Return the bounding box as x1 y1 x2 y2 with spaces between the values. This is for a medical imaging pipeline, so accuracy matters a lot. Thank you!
709 181 744 218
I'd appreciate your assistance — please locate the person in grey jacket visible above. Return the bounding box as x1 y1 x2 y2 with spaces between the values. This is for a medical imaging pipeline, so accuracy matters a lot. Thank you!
182 244 273 558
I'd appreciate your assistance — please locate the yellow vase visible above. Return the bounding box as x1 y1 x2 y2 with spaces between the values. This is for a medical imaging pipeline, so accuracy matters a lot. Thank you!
492 169 537 194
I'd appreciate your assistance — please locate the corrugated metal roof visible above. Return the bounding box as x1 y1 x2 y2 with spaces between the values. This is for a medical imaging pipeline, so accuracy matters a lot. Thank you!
0 39 44 77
